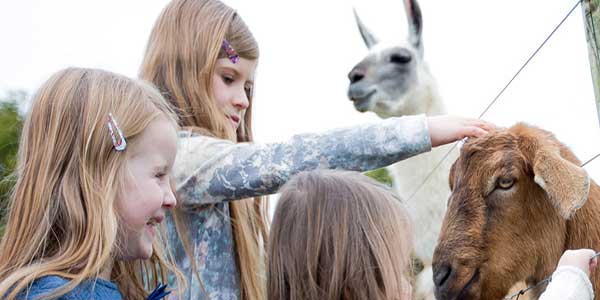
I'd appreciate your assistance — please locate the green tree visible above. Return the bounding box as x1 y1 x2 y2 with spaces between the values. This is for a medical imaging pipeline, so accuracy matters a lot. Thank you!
0 90 26 236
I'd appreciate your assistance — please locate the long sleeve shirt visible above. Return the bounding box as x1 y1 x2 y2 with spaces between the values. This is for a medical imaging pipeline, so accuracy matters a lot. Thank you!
539 266 594 300
166 115 432 300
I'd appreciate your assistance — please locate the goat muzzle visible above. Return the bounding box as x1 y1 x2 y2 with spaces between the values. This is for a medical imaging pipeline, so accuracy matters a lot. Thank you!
433 261 481 300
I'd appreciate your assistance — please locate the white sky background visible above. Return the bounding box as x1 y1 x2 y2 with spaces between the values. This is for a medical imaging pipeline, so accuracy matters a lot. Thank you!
1 0 599 182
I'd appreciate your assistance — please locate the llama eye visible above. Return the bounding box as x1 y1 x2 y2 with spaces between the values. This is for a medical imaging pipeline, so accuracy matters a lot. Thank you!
497 178 515 190
389 52 412 64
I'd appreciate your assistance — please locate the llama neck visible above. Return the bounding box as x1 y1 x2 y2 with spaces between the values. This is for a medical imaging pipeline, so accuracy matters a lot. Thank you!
389 142 456 198
422 83 446 116
418 66 446 116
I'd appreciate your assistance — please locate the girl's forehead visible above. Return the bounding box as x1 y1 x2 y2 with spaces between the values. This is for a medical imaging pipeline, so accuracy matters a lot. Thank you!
215 58 257 78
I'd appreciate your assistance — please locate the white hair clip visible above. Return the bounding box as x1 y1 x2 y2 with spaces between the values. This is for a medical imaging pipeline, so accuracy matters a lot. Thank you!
107 113 127 151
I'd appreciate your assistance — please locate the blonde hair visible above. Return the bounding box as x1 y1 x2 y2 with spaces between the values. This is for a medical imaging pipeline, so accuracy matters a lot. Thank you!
140 0 268 299
0 67 183 300
268 170 413 300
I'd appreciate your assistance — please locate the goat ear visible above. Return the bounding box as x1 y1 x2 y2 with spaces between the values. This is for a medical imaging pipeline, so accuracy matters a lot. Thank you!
532 148 590 219
353 8 379 49
403 0 423 53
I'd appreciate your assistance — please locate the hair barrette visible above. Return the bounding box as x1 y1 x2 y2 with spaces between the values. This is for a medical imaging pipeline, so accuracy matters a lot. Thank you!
107 113 127 151
222 39 239 64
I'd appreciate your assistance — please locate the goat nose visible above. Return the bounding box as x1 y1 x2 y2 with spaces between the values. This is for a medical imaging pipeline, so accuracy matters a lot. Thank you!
348 68 365 84
433 263 453 288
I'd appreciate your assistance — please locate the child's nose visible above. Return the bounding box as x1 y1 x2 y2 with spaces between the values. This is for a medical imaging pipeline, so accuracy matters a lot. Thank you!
163 184 177 209
232 91 249 110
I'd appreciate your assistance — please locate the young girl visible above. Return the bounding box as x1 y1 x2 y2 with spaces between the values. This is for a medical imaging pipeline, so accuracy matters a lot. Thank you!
139 0 493 299
268 170 414 300
0 68 183 300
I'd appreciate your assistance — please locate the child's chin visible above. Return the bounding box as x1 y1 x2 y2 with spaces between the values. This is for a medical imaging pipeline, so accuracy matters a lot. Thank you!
139 245 154 260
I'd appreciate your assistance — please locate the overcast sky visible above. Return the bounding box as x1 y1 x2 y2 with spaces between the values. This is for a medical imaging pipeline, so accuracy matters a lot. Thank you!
1 0 598 180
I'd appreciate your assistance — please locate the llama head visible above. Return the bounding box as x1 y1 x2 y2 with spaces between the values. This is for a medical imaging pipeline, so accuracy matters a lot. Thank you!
347 0 439 118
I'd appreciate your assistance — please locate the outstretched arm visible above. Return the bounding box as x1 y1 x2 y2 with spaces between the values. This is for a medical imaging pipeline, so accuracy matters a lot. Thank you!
175 115 430 206
174 114 492 206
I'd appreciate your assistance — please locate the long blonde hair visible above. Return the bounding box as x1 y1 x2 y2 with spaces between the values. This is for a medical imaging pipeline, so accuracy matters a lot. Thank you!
0 68 183 300
268 170 413 300
139 0 268 299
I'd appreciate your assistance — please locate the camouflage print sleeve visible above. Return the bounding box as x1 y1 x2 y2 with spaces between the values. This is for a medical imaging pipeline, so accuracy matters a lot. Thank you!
174 114 431 206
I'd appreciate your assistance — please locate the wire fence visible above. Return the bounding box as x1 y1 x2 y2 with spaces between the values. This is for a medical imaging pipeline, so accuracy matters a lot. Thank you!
407 0 599 298
408 0 593 205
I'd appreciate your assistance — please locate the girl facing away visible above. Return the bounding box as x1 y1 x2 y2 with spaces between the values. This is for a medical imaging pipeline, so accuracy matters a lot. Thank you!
268 170 414 300
0 68 184 300
268 171 600 300
139 0 493 299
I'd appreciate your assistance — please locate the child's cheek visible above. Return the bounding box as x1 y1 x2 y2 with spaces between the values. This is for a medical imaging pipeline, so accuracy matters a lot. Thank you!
401 276 412 299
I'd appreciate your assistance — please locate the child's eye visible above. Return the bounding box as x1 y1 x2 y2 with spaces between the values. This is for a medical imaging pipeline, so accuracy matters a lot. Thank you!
155 173 166 179
222 75 234 84
244 85 252 97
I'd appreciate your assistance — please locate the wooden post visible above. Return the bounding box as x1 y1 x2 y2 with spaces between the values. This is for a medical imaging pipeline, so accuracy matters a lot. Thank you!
583 0 600 123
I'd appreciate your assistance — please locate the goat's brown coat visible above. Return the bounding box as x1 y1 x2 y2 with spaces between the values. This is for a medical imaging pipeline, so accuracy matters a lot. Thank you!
433 123 598 300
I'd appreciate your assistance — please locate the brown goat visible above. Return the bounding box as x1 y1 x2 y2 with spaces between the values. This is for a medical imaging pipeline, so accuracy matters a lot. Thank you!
432 123 598 300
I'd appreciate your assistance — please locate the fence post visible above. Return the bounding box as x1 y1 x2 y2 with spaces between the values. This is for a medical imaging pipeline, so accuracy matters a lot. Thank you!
583 0 600 124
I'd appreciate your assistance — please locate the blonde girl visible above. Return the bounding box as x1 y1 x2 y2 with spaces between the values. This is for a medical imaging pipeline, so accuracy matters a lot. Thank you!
268 170 414 300
0 68 183 300
139 0 493 299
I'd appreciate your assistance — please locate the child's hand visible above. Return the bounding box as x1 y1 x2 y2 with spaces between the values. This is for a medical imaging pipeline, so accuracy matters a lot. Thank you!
557 249 597 276
427 115 495 147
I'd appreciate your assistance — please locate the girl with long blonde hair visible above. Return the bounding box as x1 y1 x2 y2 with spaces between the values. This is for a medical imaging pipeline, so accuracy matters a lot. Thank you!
268 170 414 300
0 67 183 300
139 0 493 299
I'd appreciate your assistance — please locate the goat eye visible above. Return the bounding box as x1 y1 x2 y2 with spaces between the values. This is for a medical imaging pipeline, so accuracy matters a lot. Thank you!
389 52 412 64
497 178 515 190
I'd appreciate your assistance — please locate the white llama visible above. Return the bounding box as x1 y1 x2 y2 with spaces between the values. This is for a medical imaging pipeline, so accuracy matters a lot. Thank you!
347 1 455 299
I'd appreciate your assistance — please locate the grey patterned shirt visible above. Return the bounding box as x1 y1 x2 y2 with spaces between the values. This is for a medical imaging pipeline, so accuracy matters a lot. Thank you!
167 115 432 300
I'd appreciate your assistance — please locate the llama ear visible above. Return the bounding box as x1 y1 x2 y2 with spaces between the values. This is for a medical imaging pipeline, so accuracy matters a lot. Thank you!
403 0 423 53
532 147 590 219
353 8 379 49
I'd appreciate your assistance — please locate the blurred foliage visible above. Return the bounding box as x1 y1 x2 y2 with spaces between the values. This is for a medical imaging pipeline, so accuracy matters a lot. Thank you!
364 167 393 187
0 90 26 237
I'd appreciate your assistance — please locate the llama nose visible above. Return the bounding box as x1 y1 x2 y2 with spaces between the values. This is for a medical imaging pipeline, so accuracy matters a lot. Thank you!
348 68 365 84
433 263 453 289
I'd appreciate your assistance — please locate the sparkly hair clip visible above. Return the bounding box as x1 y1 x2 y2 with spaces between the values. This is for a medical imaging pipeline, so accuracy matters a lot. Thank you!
222 39 239 64
107 113 127 151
